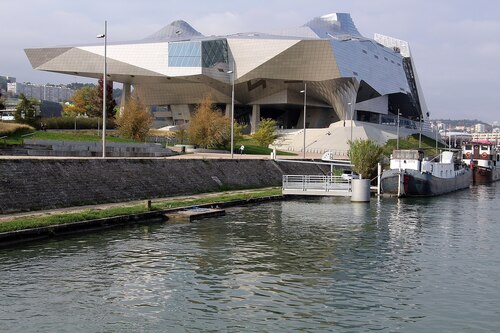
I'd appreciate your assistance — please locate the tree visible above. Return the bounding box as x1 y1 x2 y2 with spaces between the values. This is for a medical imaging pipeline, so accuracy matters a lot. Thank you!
115 94 153 141
14 94 40 127
63 86 99 116
187 95 229 148
175 123 188 144
348 139 384 179
97 77 117 118
0 92 5 110
252 118 278 147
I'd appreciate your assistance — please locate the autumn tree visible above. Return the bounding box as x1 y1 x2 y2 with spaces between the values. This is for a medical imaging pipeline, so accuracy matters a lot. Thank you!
97 77 117 118
252 118 278 147
63 86 99 116
175 123 188 144
63 78 116 118
187 95 242 149
115 94 153 141
14 94 40 127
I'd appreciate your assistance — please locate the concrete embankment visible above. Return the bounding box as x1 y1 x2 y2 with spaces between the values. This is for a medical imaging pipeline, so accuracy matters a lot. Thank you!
0 158 327 214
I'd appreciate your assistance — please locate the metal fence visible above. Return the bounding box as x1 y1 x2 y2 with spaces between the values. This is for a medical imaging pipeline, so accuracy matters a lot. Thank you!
282 175 352 193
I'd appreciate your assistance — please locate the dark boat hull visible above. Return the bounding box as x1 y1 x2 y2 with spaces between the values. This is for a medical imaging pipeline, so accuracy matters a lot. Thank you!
381 169 472 197
473 167 500 184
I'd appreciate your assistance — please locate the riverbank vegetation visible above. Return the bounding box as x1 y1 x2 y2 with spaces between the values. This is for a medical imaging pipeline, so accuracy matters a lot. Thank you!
349 139 384 179
383 133 446 157
0 188 282 233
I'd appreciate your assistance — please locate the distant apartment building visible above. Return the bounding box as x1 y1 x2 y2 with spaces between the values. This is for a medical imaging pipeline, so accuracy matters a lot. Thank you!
7 82 74 103
474 123 486 133
472 132 500 142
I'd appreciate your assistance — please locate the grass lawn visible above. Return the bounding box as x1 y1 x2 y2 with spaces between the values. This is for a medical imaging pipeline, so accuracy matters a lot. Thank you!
383 133 445 157
1 129 137 145
33 130 135 143
233 137 296 156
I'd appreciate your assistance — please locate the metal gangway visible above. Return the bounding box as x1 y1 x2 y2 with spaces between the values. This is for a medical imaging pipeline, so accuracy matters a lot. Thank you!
282 175 352 197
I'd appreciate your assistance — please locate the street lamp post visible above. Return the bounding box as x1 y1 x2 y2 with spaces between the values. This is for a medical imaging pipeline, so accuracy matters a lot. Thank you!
348 102 354 144
435 127 438 154
97 21 107 158
419 117 423 148
300 83 307 159
396 109 401 150
227 69 235 159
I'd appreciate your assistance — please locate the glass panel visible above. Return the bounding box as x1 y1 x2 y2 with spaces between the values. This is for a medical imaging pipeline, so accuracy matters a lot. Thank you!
201 39 228 68
168 41 202 67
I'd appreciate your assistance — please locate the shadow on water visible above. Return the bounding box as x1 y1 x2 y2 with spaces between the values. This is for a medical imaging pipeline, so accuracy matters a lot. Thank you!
1 183 500 332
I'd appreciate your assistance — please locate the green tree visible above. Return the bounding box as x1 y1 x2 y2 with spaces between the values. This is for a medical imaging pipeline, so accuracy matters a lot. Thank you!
348 139 384 179
14 94 40 127
252 118 278 147
115 95 153 141
0 92 5 110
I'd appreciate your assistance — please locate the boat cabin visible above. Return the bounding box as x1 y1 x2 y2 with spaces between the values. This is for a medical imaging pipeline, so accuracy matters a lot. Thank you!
390 149 463 179
389 150 424 171
462 143 500 169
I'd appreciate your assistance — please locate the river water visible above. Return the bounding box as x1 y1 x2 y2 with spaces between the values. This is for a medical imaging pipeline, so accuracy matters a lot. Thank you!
1 184 500 332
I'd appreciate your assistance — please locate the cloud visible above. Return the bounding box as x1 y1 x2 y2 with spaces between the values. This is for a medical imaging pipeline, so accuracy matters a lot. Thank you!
2 0 499 123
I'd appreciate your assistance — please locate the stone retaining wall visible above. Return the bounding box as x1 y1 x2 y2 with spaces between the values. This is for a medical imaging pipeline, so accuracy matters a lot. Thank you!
0 159 327 213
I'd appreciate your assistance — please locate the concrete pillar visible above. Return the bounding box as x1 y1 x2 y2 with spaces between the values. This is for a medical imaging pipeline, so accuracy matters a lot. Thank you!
225 103 231 117
250 104 260 134
120 83 131 114
351 179 371 202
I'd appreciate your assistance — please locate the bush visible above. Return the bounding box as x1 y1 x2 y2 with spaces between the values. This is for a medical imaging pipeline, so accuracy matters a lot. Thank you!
348 139 383 179
115 95 153 141
187 95 228 148
42 117 115 130
252 118 278 147
0 122 34 137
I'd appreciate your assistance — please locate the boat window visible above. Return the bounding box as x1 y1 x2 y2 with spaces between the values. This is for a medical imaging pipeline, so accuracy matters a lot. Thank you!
465 145 472 150
482 145 489 150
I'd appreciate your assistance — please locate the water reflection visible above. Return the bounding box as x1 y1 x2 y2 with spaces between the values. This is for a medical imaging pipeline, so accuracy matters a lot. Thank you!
1 184 500 332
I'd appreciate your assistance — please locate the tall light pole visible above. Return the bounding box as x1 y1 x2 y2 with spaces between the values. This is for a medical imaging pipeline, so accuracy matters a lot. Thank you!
396 109 401 150
227 69 235 159
435 127 438 155
300 82 307 159
419 117 423 148
348 101 354 144
97 21 107 158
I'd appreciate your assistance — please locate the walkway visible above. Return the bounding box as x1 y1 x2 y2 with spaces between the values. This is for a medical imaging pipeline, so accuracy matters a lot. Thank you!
0 187 281 223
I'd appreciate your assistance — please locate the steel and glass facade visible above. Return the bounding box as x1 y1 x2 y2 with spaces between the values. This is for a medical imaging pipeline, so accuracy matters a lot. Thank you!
25 13 428 131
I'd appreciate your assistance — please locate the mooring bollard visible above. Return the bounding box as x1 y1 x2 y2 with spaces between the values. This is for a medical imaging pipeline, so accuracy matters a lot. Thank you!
145 200 152 210
351 179 371 202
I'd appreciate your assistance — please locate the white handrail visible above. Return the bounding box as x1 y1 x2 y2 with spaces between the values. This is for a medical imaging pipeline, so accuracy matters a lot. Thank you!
282 175 351 192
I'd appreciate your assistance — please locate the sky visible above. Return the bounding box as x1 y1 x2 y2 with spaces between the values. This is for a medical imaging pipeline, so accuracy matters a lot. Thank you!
1 0 499 123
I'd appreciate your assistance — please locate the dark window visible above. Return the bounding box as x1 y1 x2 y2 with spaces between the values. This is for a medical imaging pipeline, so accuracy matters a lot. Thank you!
201 39 228 68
